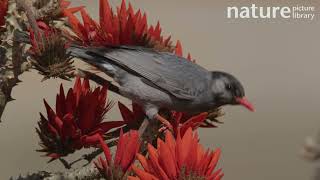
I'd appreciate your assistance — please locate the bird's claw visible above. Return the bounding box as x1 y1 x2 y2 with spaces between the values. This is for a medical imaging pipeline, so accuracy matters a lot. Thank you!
155 114 173 131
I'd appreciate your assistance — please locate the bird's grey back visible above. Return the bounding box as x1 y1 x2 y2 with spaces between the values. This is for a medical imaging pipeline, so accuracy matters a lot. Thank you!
69 45 212 100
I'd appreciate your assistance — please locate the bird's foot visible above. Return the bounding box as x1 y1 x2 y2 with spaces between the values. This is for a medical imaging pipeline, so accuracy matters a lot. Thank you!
155 114 173 130
138 118 150 138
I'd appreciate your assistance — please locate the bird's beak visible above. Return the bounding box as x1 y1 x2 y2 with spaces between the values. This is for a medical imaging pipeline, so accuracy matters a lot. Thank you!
235 97 255 112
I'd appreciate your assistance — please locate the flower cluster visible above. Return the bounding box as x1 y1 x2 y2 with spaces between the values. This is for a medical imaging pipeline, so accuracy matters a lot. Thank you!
36 77 124 159
130 128 223 180
65 0 169 49
167 112 209 137
29 22 74 81
64 0 194 58
59 0 84 17
95 130 140 179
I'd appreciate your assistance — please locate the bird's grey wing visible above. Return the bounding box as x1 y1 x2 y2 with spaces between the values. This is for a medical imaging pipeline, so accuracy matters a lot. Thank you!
86 46 212 100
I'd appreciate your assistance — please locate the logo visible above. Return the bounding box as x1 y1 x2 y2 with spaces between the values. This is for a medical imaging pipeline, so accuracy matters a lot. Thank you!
227 4 316 20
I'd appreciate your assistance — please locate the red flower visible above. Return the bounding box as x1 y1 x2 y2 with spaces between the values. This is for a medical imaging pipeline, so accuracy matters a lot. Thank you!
64 0 192 58
29 22 54 55
175 40 194 62
95 130 140 179
0 0 8 27
130 128 223 180
168 112 209 137
29 21 75 80
36 77 124 159
118 102 145 129
60 0 84 17
65 0 166 46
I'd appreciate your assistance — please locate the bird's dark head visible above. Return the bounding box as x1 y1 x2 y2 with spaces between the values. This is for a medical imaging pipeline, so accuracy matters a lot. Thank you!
210 71 254 111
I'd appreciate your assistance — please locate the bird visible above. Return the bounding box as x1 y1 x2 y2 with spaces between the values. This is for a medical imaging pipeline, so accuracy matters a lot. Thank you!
68 45 254 128
13 30 254 126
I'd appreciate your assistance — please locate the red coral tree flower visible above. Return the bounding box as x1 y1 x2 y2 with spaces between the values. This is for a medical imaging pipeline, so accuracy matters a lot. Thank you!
29 21 75 80
161 109 223 137
167 112 209 137
130 128 223 180
0 0 8 27
64 0 191 56
36 77 124 159
95 130 140 179
118 102 145 129
60 0 84 17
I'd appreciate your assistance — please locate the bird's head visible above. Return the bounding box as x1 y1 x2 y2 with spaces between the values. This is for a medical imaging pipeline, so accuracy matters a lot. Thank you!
210 71 254 112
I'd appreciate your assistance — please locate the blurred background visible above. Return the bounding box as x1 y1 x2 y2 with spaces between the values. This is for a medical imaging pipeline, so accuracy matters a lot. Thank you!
1 0 320 179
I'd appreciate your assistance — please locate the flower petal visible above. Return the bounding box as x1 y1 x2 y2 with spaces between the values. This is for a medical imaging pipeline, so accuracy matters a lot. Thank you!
175 40 183 57
98 135 112 164
158 140 177 178
136 153 150 172
147 144 169 180
119 131 140 172
118 102 134 123
132 166 159 180
81 133 101 147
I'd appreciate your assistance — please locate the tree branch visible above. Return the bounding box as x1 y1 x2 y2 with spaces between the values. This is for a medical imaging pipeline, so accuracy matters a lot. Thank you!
0 0 32 121
12 165 101 180
0 0 64 121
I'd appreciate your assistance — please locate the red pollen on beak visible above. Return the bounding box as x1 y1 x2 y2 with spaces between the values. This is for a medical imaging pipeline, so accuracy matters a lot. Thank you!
236 97 255 112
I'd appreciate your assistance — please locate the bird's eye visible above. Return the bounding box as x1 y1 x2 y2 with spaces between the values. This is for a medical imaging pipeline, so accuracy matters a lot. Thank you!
226 84 232 90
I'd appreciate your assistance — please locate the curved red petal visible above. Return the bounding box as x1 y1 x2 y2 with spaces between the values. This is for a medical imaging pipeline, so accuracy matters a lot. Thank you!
158 140 177 178
60 0 71 8
118 102 134 123
98 135 112 164
136 153 150 172
65 11 88 42
206 148 221 176
116 130 140 172
147 144 169 180
63 6 84 15
180 112 208 136
81 133 101 147
132 166 159 180
175 40 183 57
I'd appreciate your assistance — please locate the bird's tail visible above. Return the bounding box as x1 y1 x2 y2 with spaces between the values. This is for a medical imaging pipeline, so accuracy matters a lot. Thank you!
68 45 117 77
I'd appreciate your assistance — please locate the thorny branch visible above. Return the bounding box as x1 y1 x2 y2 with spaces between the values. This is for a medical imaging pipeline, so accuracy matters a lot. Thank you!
16 0 40 35
0 0 31 122
0 1 104 178
13 165 101 180
0 0 74 121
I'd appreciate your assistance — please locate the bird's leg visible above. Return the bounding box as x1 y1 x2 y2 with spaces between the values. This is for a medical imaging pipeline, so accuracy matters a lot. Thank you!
155 114 173 130
145 106 173 130
138 118 150 138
